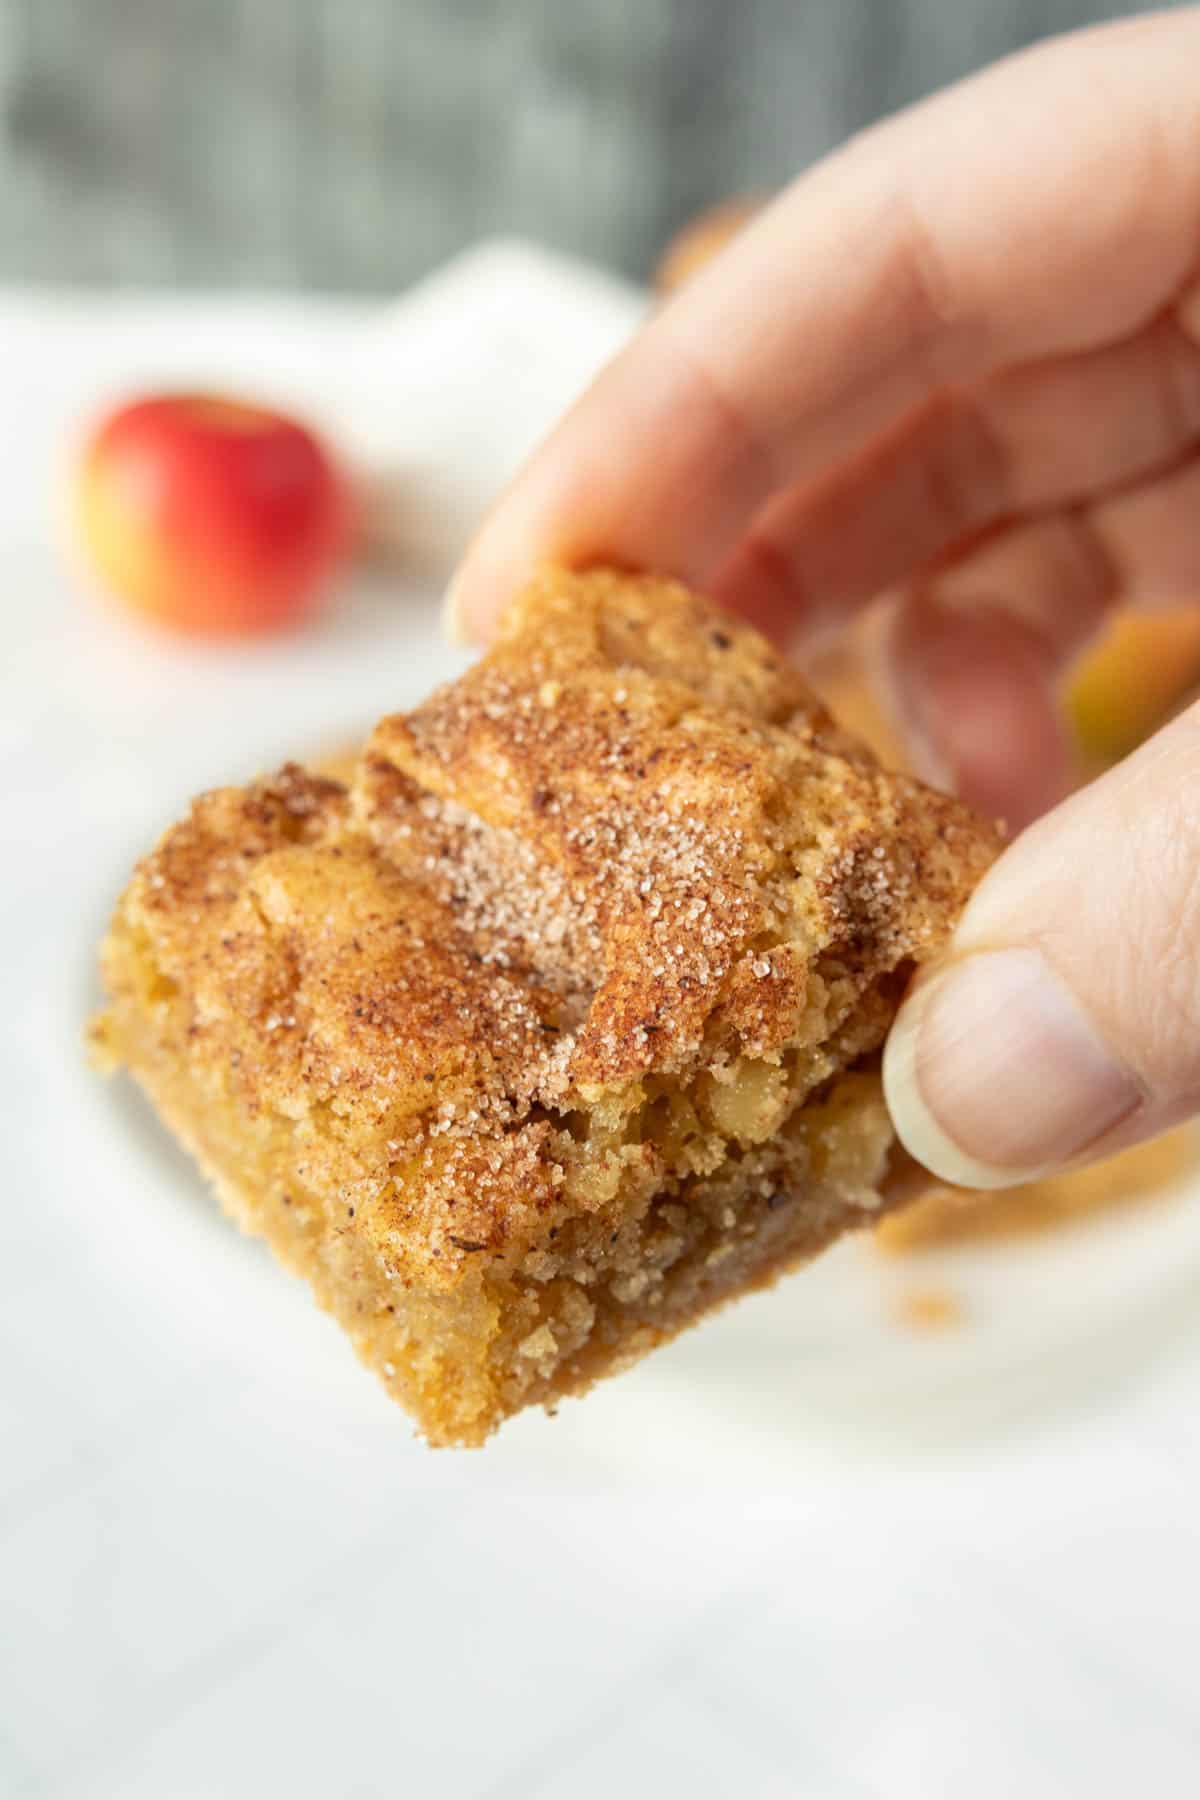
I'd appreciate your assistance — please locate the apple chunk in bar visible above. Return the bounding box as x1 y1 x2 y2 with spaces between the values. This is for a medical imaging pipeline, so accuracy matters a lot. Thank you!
93 570 998 1444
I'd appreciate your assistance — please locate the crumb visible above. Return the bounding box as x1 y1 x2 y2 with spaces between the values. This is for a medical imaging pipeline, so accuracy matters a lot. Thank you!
894 1289 965 1332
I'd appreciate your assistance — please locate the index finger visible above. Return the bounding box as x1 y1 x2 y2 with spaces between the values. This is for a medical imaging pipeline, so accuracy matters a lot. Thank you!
448 10 1200 643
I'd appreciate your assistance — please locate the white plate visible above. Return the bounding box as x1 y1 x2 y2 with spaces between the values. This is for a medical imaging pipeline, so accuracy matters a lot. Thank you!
35 241 1200 1474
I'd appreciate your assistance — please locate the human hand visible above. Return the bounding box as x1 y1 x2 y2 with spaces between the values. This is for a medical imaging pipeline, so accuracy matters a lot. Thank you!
445 11 1200 1191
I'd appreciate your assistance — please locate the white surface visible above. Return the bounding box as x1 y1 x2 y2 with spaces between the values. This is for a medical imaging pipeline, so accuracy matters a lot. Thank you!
339 240 646 567
4 245 1200 1800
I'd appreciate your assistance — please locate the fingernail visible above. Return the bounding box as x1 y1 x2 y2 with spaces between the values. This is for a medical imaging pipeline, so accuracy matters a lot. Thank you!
882 948 1140 1188
441 571 475 647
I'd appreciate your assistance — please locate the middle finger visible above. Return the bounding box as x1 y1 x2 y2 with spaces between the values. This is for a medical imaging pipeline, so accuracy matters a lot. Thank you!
711 311 1200 645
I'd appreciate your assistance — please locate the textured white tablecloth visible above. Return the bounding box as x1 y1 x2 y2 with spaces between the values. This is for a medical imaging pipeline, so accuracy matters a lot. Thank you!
3 246 1200 1800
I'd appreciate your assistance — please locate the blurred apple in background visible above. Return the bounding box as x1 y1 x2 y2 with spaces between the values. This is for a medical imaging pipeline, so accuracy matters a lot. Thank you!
1066 609 1200 769
653 197 762 294
810 608 1200 780
74 394 353 636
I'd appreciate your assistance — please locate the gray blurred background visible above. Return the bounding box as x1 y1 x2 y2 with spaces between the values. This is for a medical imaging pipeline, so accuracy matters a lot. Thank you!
0 0 1186 291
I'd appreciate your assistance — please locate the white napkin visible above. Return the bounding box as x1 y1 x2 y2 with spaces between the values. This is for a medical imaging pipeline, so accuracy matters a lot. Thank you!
331 239 646 569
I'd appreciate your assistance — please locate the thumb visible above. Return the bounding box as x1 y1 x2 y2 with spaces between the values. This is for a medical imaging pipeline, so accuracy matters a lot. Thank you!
883 699 1200 1189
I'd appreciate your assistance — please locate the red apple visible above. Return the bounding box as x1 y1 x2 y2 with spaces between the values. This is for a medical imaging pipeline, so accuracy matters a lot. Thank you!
74 393 353 635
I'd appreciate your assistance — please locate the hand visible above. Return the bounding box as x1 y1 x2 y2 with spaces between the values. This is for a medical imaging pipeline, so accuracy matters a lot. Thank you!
446 11 1200 1191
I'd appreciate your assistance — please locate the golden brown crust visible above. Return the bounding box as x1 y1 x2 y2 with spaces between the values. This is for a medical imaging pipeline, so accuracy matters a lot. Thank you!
97 568 1000 1442
361 570 991 1096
